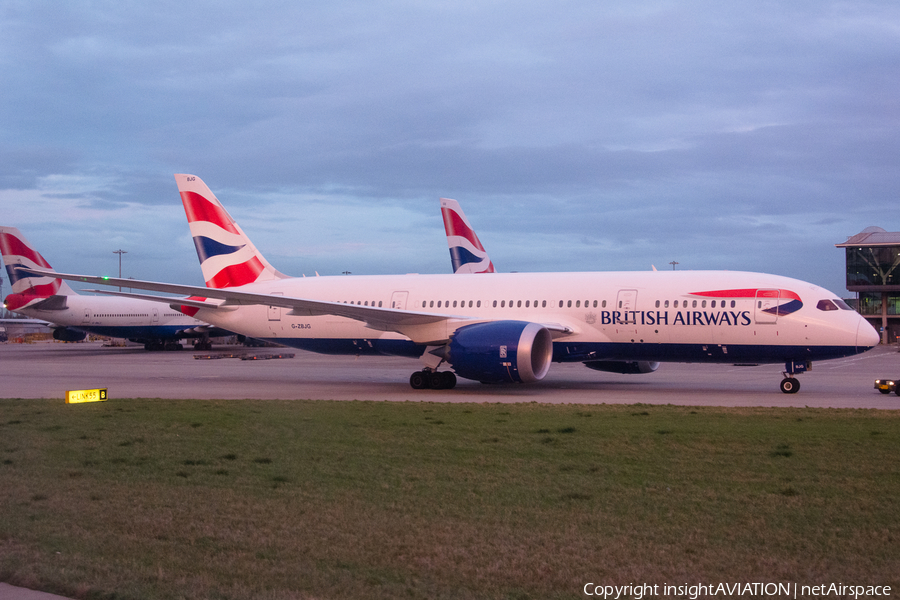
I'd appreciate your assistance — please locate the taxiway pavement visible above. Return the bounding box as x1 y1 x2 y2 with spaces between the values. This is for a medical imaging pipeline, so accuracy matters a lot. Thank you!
1 341 898 408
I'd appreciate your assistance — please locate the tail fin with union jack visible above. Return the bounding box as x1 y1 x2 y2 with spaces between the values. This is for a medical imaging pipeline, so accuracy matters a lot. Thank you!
440 198 495 274
175 174 286 289
0 226 76 310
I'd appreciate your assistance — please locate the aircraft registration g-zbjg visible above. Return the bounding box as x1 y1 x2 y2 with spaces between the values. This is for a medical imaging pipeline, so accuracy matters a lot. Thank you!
22 174 880 393
0 226 226 350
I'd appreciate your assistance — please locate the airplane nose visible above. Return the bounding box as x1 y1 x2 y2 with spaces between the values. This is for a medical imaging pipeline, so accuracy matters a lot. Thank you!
857 317 880 350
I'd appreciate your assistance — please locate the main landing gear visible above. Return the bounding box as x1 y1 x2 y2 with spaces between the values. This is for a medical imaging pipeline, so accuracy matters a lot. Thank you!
779 360 810 394
409 370 457 390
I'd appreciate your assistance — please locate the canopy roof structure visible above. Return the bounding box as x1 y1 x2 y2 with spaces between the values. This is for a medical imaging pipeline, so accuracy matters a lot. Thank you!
836 226 900 248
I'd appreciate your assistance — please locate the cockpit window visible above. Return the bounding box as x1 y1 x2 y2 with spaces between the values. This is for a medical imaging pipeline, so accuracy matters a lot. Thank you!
834 299 853 310
817 299 839 311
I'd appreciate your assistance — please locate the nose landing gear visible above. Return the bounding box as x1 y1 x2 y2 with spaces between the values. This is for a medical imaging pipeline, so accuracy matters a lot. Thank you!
780 360 810 394
779 377 800 394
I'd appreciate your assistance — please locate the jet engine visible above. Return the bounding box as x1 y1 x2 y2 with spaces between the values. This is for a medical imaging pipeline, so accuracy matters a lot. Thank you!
583 360 660 374
448 320 553 383
52 327 87 342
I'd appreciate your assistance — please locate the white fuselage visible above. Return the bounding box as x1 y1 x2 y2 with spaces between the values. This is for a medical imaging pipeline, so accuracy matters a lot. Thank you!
13 293 208 342
191 270 877 365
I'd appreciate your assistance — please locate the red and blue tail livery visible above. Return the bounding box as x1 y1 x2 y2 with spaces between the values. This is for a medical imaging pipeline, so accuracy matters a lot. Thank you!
176 174 285 289
0 226 74 309
441 198 495 274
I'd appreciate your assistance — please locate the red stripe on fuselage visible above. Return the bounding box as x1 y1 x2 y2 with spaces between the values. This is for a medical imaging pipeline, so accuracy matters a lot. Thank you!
691 288 802 302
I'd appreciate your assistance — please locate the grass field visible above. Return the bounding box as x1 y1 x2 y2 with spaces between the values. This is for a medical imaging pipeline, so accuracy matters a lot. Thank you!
1 398 898 599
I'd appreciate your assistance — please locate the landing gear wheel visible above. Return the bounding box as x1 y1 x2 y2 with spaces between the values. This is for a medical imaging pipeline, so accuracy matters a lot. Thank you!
428 371 446 389
410 371 428 390
779 377 800 394
442 371 457 389
428 371 457 390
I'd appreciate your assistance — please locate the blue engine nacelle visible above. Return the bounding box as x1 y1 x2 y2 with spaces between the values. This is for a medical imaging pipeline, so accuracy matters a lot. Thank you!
448 320 553 383
52 327 87 342
583 360 660 374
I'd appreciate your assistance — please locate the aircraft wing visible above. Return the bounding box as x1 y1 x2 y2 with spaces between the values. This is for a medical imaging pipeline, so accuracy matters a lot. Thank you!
19 267 461 343
19 267 573 344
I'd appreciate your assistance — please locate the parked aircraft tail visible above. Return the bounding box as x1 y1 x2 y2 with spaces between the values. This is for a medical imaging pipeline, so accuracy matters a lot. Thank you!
175 174 287 289
0 226 76 309
440 198 495 274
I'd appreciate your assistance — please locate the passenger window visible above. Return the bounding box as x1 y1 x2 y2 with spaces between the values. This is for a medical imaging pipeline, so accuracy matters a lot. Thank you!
730 300 735 308
665 300 669 308
817 299 839 311
655 300 660 308
692 300 698 308
517 300 522 308
542 300 546 308
674 300 679 308
453 301 457 308
576 300 581 308
501 300 506 308
701 300 706 308
493 300 497 308
602 300 607 308
567 300 572 308
711 300 716 308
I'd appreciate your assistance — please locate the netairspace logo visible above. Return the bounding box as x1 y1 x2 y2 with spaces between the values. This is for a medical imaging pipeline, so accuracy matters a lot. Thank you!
582 582 893 599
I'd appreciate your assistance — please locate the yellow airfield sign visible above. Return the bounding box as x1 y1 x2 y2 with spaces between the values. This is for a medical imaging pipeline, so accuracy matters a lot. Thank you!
65 388 108 404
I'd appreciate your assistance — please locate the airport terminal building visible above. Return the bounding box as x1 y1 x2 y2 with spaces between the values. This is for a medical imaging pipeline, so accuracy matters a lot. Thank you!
836 226 900 344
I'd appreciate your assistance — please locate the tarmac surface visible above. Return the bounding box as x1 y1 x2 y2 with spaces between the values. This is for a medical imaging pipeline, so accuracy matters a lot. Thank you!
1 339 899 407
1 339 898 599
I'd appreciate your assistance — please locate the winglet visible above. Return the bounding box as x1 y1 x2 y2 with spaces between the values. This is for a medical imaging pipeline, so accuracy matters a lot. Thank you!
440 198 495 274
175 174 287 289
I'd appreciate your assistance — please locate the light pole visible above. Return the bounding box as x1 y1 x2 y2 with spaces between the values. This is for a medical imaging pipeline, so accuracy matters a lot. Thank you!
669 261 679 270
113 249 127 291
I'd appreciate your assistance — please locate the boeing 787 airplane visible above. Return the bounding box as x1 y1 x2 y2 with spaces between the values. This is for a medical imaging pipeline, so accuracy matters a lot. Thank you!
22 175 879 392
1 226 225 349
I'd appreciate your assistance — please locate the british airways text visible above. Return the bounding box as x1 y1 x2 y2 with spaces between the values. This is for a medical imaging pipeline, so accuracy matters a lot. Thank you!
601 310 753 326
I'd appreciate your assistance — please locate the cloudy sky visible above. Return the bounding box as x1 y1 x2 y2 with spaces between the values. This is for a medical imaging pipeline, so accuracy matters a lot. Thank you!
2 0 898 297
